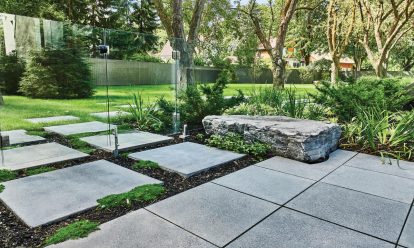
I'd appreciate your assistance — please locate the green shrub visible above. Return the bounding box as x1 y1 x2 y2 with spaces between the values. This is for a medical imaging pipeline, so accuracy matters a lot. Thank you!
128 53 164 63
311 77 410 122
127 93 163 131
19 48 94 99
0 169 17 182
207 133 271 159
225 102 277 116
0 51 25 95
0 184 4 193
132 160 159 170
44 220 99 246
97 184 165 209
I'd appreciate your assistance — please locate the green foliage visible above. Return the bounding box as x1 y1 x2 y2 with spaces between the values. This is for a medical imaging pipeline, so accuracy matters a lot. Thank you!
132 160 160 170
67 136 96 154
127 93 163 131
0 184 4 193
0 51 25 95
128 53 164 63
0 169 17 182
19 48 94 99
207 133 271 159
342 107 414 160
25 166 55 176
44 220 99 246
312 77 410 122
225 102 277 115
97 184 165 209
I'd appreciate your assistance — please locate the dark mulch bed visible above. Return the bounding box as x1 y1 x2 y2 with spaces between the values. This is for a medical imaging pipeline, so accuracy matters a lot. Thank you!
0 130 268 248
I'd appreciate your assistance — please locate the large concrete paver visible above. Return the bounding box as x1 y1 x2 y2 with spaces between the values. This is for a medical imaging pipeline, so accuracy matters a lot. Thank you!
0 160 161 227
146 183 278 247
90 111 130 119
44 121 114 136
322 166 414 204
213 166 314 204
256 149 356 180
0 129 45 146
0 142 88 171
49 209 215 248
129 142 245 177
399 206 414 247
287 182 410 242
226 208 394 248
80 131 172 152
25 116 80 124
345 153 414 180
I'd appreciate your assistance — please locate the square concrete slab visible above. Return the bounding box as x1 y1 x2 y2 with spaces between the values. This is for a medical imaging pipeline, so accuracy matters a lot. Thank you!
44 121 114 136
322 166 414 204
129 142 245 177
399 207 414 247
213 166 315 204
25 115 80 124
80 131 172 152
345 153 414 180
49 209 216 248
90 111 130 119
146 183 278 247
1 142 88 171
287 183 410 242
0 160 162 227
0 129 45 146
227 208 394 248
256 149 357 180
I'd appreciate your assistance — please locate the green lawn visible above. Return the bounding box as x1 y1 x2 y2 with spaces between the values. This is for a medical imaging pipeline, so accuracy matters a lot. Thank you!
0 83 316 131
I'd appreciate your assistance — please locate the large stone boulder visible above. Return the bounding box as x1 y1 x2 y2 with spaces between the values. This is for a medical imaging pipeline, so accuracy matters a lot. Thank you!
202 115 342 163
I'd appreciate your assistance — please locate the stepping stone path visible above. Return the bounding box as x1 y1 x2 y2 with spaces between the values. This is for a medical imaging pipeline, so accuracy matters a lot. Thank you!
25 115 79 124
90 111 130 119
0 129 45 146
129 142 245 177
55 151 414 247
44 121 114 136
0 142 88 171
0 160 161 227
80 131 172 152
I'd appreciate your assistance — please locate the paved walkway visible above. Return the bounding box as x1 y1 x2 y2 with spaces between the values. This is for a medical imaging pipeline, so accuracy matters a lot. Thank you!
51 150 414 247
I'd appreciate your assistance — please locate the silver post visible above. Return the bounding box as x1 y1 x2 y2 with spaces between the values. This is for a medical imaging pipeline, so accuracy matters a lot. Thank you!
112 126 119 158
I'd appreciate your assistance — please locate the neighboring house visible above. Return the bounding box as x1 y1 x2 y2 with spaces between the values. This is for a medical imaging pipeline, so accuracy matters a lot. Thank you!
158 40 173 61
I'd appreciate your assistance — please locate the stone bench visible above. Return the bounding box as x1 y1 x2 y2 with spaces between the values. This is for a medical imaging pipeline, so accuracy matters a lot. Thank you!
202 115 341 163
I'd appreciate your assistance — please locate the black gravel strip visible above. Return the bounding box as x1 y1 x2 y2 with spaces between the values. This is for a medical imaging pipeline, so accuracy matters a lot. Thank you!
0 131 269 248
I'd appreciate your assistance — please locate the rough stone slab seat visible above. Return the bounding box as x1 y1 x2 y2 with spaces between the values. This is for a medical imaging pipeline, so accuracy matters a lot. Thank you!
0 160 162 227
203 115 341 163
0 129 45 146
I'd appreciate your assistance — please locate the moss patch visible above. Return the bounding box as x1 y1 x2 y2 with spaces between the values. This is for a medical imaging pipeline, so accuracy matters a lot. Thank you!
25 166 56 176
132 160 160 170
97 184 165 209
0 184 5 193
44 220 99 246
0 169 17 182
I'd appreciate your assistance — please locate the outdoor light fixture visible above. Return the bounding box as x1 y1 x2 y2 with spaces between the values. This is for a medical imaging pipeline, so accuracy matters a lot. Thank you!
179 124 190 140
172 50 181 134
98 44 109 54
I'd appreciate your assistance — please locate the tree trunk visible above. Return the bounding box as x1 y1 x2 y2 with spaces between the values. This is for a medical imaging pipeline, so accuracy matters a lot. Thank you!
374 61 387 77
171 38 195 90
331 58 340 84
271 59 285 89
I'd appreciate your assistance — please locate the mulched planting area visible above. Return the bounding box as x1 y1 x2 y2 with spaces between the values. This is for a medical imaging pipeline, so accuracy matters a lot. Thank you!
0 130 271 248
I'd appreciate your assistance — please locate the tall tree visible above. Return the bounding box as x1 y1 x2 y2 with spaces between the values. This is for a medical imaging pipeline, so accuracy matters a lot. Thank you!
153 0 207 87
358 0 414 77
130 0 159 52
391 29 414 71
242 0 299 88
326 0 357 83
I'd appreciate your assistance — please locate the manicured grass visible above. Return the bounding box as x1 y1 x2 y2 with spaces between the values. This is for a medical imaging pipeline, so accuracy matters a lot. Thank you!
132 160 160 170
25 166 56 176
44 220 100 246
97 184 165 209
0 84 315 131
0 184 4 193
0 169 17 182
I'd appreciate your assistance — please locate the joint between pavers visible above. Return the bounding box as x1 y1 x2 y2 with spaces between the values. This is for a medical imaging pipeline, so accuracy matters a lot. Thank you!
345 164 414 181
395 197 414 247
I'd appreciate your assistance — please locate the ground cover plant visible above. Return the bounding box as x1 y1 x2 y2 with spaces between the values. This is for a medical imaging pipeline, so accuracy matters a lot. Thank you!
97 184 165 209
0 184 4 193
132 160 160 170
0 169 17 182
44 220 99 246
25 166 56 176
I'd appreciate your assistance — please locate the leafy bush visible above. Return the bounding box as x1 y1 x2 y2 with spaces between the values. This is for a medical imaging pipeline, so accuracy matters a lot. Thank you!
19 48 94 99
0 169 17 182
225 102 277 116
128 53 164 63
0 184 4 193
127 93 163 131
45 220 99 246
0 51 25 95
207 133 271 159
25 166 56 176
132 160 159 170
342 107 414 160
311 77 410 122
97 184 165 209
